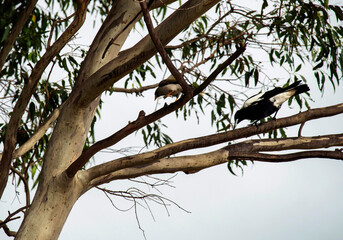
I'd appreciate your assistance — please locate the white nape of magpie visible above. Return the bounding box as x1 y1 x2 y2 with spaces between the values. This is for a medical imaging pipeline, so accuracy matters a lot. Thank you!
234 80 310 125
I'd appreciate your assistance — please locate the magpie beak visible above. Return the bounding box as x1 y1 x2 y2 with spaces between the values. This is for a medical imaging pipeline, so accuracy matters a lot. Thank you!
234 80 310 125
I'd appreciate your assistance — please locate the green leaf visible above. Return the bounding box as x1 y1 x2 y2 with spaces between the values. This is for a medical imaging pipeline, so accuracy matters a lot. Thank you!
313 61 324 70
330 5 343 21
295 64 302 72
253 68 259 86
227 161 237 176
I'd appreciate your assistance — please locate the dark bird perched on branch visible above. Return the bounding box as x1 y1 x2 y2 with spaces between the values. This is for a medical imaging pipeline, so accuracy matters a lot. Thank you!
154 77 183 100
234 80 310 125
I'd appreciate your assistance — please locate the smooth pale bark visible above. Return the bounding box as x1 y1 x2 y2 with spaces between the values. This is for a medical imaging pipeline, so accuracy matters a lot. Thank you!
86 133 343 186
82 102 343 187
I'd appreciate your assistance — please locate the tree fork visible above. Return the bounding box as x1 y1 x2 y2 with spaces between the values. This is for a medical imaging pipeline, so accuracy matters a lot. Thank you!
65 45 246 178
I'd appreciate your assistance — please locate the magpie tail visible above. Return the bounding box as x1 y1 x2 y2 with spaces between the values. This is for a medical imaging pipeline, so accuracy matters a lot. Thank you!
293 83 310 95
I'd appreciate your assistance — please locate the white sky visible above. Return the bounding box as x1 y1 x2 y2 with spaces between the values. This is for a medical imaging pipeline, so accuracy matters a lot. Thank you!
1 0 343 239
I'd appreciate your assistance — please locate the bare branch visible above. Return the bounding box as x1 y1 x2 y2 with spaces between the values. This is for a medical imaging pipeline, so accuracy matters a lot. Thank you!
0 205 30 237
108 83 159 95
225 134 343 153
88 136 343 186
83 102 343 187
228 150 343 163
96 184 190 239
0 220 17 237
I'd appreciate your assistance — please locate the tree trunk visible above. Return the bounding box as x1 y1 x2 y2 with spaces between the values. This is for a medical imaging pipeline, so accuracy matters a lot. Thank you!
14 0 141 238
15 172 85 240
15 100 98 239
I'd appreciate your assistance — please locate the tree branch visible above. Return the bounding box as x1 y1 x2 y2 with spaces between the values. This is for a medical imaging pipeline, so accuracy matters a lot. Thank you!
0 104 63 161
87 135 343 187
0 0 90 199
66 45 245 178
140 0 192 96
72 0 223 107
82 102 343 187
109 83 159 95
0 0 38 70
0 220 17 237
10 166 31 209
224 134 343 153
228 150 343 163
0 205 30 237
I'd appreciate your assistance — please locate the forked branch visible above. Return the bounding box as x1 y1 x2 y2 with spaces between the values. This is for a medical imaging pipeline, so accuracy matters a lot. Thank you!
87 134 343 187
82 102 343 187
66 45 245 178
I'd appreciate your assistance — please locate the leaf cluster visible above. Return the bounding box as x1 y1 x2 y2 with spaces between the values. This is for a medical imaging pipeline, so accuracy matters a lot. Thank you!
129 0 342 167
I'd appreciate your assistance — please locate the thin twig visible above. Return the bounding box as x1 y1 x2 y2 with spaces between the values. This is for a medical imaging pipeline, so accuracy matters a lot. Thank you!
0 204 30 237
47 13 76 48
298 121 305 137
10 166 30 210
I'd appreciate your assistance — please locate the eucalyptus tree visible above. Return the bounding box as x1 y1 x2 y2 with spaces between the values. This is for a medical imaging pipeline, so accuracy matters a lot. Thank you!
0 0 343 239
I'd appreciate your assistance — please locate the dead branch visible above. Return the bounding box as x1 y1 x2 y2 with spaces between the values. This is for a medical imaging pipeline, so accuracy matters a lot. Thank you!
96 184 190 238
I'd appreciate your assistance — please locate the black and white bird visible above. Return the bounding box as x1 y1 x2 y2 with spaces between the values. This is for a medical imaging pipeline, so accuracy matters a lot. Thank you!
154 77 183 100
234 81 310 125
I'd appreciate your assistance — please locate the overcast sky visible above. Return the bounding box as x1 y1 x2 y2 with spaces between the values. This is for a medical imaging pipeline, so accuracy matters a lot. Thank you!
1 1 343 239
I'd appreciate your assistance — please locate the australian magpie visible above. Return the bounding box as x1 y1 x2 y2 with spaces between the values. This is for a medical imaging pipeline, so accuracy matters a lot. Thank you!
234 80 310 125
154 77 183 100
